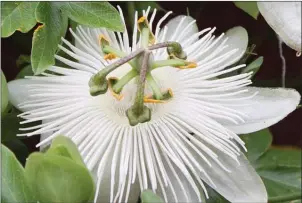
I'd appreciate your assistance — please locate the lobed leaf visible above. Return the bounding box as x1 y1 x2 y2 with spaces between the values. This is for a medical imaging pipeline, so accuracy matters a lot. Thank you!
25 152 94 203
31 2 68 75
58 2 124 32
1 2 38 37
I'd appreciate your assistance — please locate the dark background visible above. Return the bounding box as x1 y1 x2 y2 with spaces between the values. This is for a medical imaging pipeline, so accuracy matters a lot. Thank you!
2 1 302 152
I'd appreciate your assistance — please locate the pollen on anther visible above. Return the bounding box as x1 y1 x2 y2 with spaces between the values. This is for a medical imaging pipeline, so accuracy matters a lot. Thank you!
178 62 197 69
104 53 117 60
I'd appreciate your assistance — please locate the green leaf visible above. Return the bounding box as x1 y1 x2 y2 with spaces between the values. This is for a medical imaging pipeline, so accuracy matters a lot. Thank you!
46 135 85 166
141 190 164 203
1 71 9 115
25 152 95 203
256 148 301 169
241 56 264 77
240 128 272 163
1 144 35 203
1 2 38 37
234 2 259 20
242 130 302 202
31 2 68 75
58 2 124 32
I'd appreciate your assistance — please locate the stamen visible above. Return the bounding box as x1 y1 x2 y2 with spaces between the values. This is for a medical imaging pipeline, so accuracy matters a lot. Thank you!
143 98 166 104
104 53 117 60
177 62 197 69
144 88 174 103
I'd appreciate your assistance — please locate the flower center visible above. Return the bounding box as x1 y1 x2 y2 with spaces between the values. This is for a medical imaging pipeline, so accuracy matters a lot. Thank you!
89 16 196 126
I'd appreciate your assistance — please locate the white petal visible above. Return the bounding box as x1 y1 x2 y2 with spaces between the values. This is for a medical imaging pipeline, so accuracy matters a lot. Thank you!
7 79 39 112
160 159 206 203
183 26 248 72
91 159 140 203
257 2 301 52
223 26 248 63
40 119 55 151
159 15 198 44
190 147 267 203
224 87 301 134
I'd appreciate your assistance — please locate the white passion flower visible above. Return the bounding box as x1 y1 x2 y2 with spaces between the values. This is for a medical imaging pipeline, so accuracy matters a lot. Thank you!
257 2 302 53
8 6 301 203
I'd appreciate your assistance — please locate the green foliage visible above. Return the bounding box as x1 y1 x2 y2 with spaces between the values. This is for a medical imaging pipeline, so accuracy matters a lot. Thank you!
256 147 301 202
2 135 95 203
1 2 38 37
241 56 264 77
141 190 164 203
1 71 9 115
245 130 301 202
1 144 35 203
1 2 124 75
234 2 259 20
25 153 94 203
46 135 85 166
241 128 272 163
25 135 95 203
58 2 124 32
31 2 68 75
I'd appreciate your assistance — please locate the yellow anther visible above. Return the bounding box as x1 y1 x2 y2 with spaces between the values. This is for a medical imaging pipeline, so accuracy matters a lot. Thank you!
177 62 197 69
104 53 117 60
143 88 174 103
143 97 166 104
98 34 110 45
138 16 147 24
108 77 124 101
